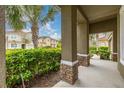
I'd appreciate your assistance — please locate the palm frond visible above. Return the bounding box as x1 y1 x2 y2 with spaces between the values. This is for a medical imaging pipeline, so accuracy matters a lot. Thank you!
22 6 42 23
6 6 24 30
41 6 59 25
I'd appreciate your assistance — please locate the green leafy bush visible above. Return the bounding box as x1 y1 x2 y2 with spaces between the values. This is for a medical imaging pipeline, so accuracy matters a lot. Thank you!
6 48 61 87
89 47 97 57
98 47 110 60
43 46 52 48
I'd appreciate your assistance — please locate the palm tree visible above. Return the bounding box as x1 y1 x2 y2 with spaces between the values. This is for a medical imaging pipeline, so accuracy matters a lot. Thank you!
6 5 59 48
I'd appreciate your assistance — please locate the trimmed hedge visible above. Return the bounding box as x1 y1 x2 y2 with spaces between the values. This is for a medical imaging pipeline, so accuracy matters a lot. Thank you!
98 47 110 60
6 48 61 87
89 46 110 60
89 47 97 57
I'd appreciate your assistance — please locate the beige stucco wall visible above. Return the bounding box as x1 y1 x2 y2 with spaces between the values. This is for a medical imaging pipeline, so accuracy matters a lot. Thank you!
117 13 120 62
61 6 77 61
89 18 117 34
0 6 6 87
118 62 124 79
118 6 124 79
77 22 89 54
38 37 58 48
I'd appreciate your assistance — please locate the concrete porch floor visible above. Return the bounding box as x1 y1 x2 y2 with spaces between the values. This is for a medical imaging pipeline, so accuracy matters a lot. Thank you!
53 59 124 88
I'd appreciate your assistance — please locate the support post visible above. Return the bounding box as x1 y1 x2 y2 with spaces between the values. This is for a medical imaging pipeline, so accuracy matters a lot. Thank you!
60 6 78 84
0 6 6 88
77 22 90 66
112 28 118 62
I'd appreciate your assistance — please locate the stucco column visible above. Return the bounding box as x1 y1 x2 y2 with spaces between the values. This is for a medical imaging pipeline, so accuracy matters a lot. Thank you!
0 6 6 88
112 29 118 61
117 13 120 62
60 6 78 84
118 5 124 79
77 22 90 66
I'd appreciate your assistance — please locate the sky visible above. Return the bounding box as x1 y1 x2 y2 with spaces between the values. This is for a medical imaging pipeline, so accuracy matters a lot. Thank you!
39 5 61 40
6 5 61 40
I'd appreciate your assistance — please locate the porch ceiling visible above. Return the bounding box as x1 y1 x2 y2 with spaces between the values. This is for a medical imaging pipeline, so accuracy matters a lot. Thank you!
77 9 86 24
80 5 121 23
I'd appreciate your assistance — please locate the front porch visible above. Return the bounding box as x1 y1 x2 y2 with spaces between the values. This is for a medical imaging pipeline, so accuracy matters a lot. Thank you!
54 59 124 87
1 5 124 87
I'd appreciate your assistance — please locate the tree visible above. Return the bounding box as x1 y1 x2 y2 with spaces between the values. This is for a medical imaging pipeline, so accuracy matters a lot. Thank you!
57 40 61 48
89 34 97 47
6 5 59 48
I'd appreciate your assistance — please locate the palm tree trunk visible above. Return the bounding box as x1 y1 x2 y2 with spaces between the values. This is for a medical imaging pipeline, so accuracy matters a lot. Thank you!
31 23 38 48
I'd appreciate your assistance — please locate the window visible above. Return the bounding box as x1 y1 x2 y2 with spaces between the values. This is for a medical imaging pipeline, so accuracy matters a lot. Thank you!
11 35 16 39
11 44 17 48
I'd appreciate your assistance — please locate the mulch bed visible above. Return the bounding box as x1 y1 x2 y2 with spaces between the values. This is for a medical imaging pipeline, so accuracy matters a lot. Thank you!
13 71 61 88
31 71 61 88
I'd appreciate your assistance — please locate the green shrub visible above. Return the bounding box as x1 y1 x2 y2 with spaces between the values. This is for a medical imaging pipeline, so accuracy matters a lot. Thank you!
89 47 97 57
43 46 52 48
6 48 61 87
98 47 110 60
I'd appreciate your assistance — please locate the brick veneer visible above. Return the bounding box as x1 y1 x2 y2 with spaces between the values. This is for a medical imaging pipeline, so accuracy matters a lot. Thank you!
60 62 78 84
0 6 6 88
112 53 118 62
77 54 90 67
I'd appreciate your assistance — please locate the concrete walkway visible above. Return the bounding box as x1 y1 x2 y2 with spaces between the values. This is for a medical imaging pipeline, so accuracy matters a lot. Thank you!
53 59 124 88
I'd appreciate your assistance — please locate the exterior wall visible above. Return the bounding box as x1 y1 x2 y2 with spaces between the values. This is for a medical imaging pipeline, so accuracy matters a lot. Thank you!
77 23 89 54
0 6 6 87
25 32 32 41
77 6 90 67
6 31 33 49
77 22 90 66
44 38 51 46
6 34 22 41
7 43 22 49
118 6 124 78
117 13 120 62
98 40 109 47
26 43 34 49
61 6 77 61
118 62 124 79
7 43 34 49
38 37 58 48
89 18 117 34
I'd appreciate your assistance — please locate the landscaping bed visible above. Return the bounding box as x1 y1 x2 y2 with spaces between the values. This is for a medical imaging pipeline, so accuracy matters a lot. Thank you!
13 70 61 88
6 48 61 88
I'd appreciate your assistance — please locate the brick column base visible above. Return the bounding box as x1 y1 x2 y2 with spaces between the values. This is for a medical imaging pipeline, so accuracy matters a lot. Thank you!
112 53 118 62
77 54 90 67
60 60 78 85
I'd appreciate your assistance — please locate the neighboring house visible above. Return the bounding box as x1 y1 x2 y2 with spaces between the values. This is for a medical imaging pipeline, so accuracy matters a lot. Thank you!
97 33 108 46
6 30 34 49
97 32 113 51
38 36 58 48
6 30 58 49
89 32 113 48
